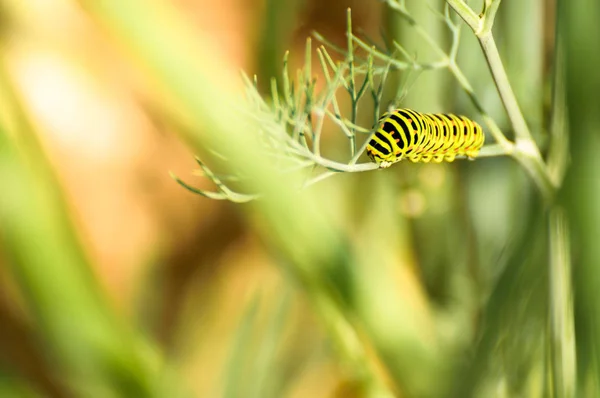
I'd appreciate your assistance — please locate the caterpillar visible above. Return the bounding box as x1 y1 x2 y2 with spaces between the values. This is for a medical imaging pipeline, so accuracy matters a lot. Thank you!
366 108 485 168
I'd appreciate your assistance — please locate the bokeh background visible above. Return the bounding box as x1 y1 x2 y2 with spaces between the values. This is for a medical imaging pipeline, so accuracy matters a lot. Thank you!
0 0 598 397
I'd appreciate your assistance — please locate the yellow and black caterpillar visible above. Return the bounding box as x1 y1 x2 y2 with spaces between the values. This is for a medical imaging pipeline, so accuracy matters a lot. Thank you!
366 108 485 168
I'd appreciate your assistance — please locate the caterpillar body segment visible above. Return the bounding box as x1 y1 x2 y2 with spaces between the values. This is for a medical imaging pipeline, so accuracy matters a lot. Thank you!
366 108 485 168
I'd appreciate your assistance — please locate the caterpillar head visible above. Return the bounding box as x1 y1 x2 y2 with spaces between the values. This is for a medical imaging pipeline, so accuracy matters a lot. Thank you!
366 147 400 168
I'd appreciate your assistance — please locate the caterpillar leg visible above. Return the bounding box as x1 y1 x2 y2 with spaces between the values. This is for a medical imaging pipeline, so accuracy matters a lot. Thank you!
432 154 445 163
420 154 432 163
465 149 480 159
444 154 456 162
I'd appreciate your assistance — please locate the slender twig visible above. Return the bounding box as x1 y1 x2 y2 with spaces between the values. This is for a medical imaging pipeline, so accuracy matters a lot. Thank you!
476 144 510 158
302 171 339 188
170 158 261 203
478 34 532 144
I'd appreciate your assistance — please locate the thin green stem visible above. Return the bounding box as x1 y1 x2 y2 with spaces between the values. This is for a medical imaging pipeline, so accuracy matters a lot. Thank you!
347 8 356 100
476 143 509 158
302 171 338 188
282 51 292 110
478 33 530 143
480 0 501 35
346 8 358 157
548 208 576 398
445 0 481 32
547 38 569 187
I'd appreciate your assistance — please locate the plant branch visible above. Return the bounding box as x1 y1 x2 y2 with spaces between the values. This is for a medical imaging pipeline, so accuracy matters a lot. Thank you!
447 0 556 202
477 34 529 144
445 0 481 32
